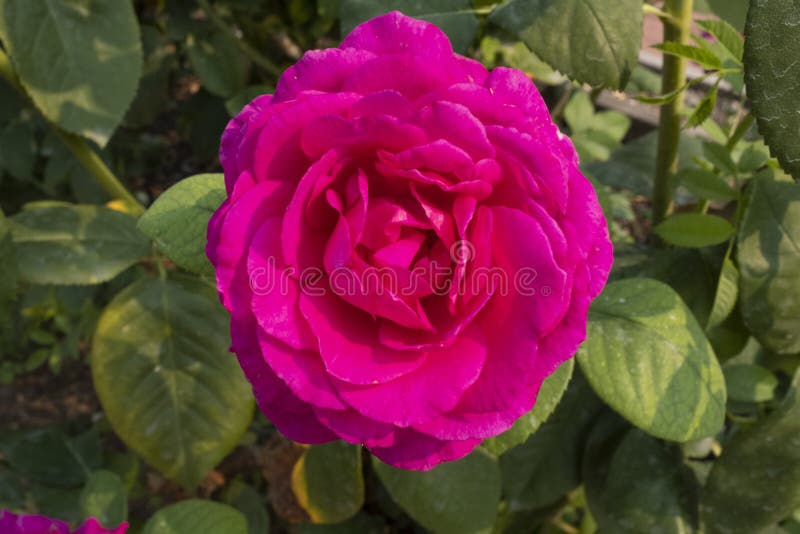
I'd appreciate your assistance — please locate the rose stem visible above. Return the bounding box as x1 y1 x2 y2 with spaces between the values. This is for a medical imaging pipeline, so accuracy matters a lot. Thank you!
652 0 694 229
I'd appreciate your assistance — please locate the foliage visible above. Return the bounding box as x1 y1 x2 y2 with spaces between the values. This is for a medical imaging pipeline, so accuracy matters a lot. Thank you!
0 0 799 532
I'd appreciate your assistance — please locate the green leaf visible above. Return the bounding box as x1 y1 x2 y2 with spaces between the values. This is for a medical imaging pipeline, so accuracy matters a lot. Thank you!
673 168 737 202
80 470 128 529
655 214 734 248
187 28 251 99
340 0 479 53
701 370 800 532
737 177 800 354
9 204 150 285
584 422 698 533
0 0 142 147
0 426 101 488
91 275 254 488
482 358 574 455
222 480 270 534
737 143 771 174
143 500 248 534
565 92 631 163
137 174 225 275
500 371 604 510
685 83 718 129
706 257 739 330
744 0 800 180
745 0 800 179
373 450 501 534
654 43 722 70
578 278 726 442
291 442 364 524
490 0 642 89
697 19 744 62
723 364 777 403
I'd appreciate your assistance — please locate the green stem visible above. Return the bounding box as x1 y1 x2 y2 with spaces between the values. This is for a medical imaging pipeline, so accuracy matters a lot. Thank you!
652 0 695 229
196 0 283 77
0 48 144 215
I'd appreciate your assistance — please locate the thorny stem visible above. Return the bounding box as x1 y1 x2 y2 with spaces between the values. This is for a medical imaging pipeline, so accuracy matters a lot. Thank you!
0 48 145 215
652 0 695 230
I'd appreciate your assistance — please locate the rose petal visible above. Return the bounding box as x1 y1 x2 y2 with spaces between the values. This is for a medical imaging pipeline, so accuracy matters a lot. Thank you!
274 48 375 103
232 318 337 444
368 428 481 471
341 11 454 57
332 324 486 426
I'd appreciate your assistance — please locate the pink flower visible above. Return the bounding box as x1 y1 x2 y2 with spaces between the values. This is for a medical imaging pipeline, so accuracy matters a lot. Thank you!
0 511 127 534
207 11 612 470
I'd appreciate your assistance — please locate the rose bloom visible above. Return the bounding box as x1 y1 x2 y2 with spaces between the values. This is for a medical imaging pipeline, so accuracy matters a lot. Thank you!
0 510 127 534
208 12 612 470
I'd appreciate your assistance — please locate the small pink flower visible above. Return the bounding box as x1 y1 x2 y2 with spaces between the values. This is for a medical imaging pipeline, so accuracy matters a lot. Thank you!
207 11 612 470
0 511 127 534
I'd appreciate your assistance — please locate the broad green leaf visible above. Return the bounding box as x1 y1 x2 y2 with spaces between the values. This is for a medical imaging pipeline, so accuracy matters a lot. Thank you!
340 0 479 53
673 168 737 202
137 174 225 275
697 19 744 62
292 442 364 524
703 141 737 176
584 424 699 533
80 470 127 529
223 480 270 534
578 278 726 442
9 205 150 285
479 36 567 86
723 364 777 403
187 29 251 99
0 0 142 146
655 214 734 248
706 257 739 330
482 358 574 455
373 450 501 534
500 371 604 510
737 177 800 354
701 370 800 532
144 500 248 534
0 426 101 488
490 0 642 89
738 143 771 174
91 275 254 488
745 0 800 180
655 43 722 70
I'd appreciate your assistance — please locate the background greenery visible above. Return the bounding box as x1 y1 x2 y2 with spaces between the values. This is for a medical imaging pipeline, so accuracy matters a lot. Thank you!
1 0 799 533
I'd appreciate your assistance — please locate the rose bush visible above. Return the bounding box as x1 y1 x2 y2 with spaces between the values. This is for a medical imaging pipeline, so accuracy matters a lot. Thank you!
207 11 612 470
0 510 127 534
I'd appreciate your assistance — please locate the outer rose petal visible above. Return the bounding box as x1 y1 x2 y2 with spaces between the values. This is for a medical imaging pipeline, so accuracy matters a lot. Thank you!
232 319 337 444
73 518 128 534
220 95 272 194
340 11 453 57
369 428 481 471
274 48 375 103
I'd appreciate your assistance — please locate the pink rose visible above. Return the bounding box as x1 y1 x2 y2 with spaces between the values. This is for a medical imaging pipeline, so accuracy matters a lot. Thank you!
207 12 612 470
0 510 127 534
